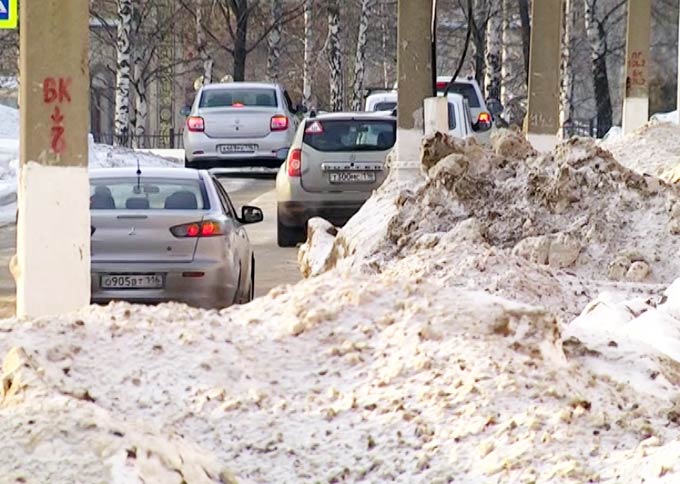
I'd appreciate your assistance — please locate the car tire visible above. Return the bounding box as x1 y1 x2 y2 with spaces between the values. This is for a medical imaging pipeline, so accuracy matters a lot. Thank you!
249 257 255 302
185 157 199 169
277 220 303 247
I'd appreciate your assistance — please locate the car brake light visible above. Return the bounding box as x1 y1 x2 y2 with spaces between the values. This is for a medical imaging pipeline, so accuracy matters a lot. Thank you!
233 102 244 108
436 81 448 90
271 115 289 131
170 220 224 238
287 149 302 177
305 121 323 134
187 116 205 132
478 112 492 124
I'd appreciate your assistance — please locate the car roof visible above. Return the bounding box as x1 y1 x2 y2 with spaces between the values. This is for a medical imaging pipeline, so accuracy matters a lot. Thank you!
201 82 280 91
89 167 203 180
312 111 395 121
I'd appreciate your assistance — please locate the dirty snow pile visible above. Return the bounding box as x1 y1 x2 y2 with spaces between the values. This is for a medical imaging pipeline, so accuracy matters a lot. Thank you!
602 120 680 184
3 129 680 483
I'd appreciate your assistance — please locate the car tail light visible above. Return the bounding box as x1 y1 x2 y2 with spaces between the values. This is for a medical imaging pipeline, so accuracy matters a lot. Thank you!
287 149 302 177
187 116 205 132
305 121 323 134
170 220 224 238
436 81 448 90
271 115 289 131
477 112 492 124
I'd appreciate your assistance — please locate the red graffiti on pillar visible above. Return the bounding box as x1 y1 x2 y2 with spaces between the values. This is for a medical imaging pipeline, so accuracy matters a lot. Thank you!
43 77 72 155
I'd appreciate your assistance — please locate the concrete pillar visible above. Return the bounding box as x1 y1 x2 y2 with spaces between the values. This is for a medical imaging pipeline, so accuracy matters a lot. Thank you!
525 0 562 152
423 97 449 136
622 0 651 134
17 0 91 317
396 0 433 170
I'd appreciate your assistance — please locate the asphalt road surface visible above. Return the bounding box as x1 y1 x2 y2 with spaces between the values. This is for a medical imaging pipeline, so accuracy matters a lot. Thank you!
0 174 300 317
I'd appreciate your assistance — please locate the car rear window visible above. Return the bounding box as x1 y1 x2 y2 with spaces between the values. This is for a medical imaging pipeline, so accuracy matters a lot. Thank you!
374 101 397 111
437 82 481 108
90 177 210 210
448 103 457 130
199 88 278 108
303 119 396 152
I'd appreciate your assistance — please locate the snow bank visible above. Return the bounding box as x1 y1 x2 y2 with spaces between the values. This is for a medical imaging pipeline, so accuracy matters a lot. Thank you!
601 121 680 183
4 122 680 482
0 347 237 484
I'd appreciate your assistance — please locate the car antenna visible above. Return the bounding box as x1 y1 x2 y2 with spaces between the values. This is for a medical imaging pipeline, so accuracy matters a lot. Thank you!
136 157 142 193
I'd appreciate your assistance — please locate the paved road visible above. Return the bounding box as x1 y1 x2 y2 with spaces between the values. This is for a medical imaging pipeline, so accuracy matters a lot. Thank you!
0 174 300 316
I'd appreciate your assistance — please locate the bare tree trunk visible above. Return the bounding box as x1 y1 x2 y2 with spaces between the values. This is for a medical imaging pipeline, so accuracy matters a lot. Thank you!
485 4 502 104
518 0 531 83
559 0 574 137
351 0 371 111
500 0 513 106
196 1 213 85
472 0 488 95
233 6 249 82
268 0 283 81
302 0 313 109
380 0 389 88
131 36 147 149
327 0 343 111
114 0 133 147
584 0 613 137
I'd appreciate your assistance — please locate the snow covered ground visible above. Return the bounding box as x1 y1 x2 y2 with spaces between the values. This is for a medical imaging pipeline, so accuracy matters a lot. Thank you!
2 116 680 482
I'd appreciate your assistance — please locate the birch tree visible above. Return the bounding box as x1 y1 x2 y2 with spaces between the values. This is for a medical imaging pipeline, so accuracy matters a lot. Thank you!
583 0 625 137
559 0 575 136
196 0 214 85
351 0 371 111
268 0 283 81
114 0 133 146
327 0 343 111
484 5 502 106
302 0 313 109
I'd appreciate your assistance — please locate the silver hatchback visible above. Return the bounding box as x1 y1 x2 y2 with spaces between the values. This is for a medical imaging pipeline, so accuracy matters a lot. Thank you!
90 167 263 309
276 112 395 246
182 82 302 168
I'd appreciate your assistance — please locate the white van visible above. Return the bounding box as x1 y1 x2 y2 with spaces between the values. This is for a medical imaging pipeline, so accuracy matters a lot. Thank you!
365 91 476 140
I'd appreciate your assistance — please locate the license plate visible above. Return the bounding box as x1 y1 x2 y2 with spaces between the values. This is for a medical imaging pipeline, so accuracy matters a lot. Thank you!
329 172 376 184
100 274 164 290
219 144 257 154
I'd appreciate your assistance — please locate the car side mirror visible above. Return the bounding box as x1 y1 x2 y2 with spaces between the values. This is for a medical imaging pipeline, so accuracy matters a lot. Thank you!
180 106 191 116
240 205 263 224
276 148 289 161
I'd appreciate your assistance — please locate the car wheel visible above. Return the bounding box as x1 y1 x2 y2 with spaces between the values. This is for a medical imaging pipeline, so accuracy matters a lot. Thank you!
185 157 199 169
249 257 255 302
277 220 304 247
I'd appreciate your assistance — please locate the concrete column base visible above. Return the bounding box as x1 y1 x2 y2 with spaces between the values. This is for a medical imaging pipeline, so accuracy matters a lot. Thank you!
622 97 649 135
394 128 423 173
424 97 449 136
15 163 91 317
527 133 559 153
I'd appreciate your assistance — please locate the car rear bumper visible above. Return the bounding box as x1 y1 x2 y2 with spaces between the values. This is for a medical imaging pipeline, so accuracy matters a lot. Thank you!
91 258 236 309
184 130 290 165
278 201 366 227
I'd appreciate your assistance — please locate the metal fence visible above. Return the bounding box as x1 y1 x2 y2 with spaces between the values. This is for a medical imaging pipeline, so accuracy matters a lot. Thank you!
92 131 184 149
562 118 599 139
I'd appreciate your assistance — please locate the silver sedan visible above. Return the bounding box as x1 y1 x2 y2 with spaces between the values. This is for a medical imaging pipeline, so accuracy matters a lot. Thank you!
90 167 262 309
